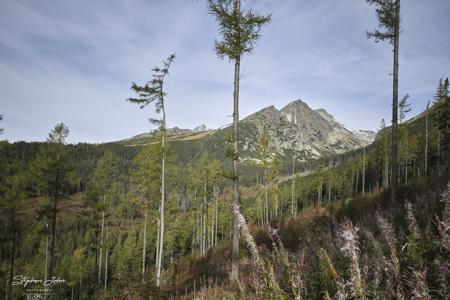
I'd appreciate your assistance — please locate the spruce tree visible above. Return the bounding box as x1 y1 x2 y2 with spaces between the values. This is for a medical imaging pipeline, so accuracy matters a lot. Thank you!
0 114 3 135
434 78 449 163
399 94 411 124
31 123 71 279
127 54 175 286
366 0 402 201
208 0 270 281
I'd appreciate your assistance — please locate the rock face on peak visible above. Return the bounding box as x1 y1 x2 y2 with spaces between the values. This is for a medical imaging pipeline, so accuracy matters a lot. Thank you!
351 130 377 145
193 124 208 133
239 99 375 160
166 127 192 136
314 108 345 128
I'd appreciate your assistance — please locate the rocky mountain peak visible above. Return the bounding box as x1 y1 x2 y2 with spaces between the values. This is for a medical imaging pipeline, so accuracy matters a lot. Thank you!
244 105 282 126
239 99 375 160
286 99 309 108
352 130 377 145
166 127 192 136
193 124 208 133
250 105 278 116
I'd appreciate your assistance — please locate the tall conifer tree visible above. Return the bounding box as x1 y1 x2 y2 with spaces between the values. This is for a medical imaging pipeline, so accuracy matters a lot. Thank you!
366 0 402 201
434 78 449 163
208 0 270 280
0 114 3 135
32 123 70 279
127 54 175 286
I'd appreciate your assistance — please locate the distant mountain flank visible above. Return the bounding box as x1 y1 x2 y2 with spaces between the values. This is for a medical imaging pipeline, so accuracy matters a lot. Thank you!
122 124 211 141
117 99 375 161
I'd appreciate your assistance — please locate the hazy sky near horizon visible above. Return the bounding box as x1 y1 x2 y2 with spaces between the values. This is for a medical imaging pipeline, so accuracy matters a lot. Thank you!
0 0 449 143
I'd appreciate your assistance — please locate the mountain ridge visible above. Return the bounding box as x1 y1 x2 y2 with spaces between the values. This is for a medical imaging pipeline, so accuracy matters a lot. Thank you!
117 99 376 161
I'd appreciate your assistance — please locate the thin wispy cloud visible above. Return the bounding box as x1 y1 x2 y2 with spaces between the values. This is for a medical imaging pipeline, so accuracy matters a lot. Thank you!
0 0 449 143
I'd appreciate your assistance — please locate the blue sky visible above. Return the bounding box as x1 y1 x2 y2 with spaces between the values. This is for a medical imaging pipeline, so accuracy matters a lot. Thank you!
0 0 449 143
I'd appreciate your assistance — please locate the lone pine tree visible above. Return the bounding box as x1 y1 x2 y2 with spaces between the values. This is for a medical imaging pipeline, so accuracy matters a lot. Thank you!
208 0 270 281
366 0 402 202
127 53 175 286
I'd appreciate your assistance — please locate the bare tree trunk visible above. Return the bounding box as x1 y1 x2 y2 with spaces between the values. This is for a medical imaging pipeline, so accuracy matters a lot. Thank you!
425 100 430 174
230 0 241 279
405 144 409 184
213 187 218 247
328 185 331 203
202 203 206 254
264 168 268 224
390 0 400 202
356 170 359 195
203 178 209 251
260 197 264 226
193 190 198 254
192 208 196 256
319 180 323 204
317 181 322 207
350 170 354 197
104 226 108 292
49 167 59 280
275 172 279 219
142 209 147 278
362 147 366 195
156 107 166 286
45 223 49 281
210 211 214 249
79 268 83 299
155 212 160 278
437 128 440 165
384 131 389 188
291 158 296 215
405 157 408 184
234 206 282 296
209 187 216 248
200 197 202 253
399 141 402 184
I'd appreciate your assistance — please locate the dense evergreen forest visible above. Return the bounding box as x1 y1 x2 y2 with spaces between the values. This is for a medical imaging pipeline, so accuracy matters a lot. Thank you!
1 0 449 299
